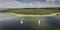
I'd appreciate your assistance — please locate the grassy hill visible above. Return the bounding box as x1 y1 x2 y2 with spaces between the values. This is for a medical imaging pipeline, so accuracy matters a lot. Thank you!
0 8 60 15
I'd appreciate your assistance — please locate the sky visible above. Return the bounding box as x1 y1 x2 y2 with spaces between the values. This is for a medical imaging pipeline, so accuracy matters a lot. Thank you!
0 0 60 8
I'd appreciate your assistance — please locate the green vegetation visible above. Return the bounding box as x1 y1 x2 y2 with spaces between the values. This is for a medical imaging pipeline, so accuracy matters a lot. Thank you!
0 8 60 15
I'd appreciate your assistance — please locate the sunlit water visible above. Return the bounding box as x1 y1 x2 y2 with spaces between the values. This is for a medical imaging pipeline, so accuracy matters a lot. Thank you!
0 13 60 30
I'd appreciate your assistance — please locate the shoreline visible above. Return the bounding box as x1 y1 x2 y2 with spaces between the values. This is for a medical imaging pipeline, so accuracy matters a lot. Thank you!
0 12 59 17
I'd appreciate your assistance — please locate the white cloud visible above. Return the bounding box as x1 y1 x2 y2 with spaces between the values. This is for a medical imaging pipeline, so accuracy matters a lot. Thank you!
0 0 60 8
46 0 55 2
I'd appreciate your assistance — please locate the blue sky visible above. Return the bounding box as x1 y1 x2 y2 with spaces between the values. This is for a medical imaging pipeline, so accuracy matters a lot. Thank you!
0 0 60 8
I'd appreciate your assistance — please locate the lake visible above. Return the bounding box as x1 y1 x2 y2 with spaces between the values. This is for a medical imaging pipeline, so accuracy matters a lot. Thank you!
0 13 60 30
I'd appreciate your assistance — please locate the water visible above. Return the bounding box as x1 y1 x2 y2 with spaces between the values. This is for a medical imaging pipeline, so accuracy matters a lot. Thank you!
0 13 60 30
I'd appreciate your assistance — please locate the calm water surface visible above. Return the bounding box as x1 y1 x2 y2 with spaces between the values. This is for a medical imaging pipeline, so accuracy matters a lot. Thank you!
0 13 60 30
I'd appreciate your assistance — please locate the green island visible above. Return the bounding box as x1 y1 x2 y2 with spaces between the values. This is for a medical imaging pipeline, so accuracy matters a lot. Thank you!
0 8 60 15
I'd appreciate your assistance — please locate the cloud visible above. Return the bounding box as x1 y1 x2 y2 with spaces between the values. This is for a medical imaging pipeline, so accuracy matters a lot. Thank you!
0 0 60 8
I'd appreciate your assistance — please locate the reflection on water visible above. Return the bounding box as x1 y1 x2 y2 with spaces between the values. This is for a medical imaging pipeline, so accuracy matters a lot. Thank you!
20 18 24 24
38 20 40 25
0 13 60 30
